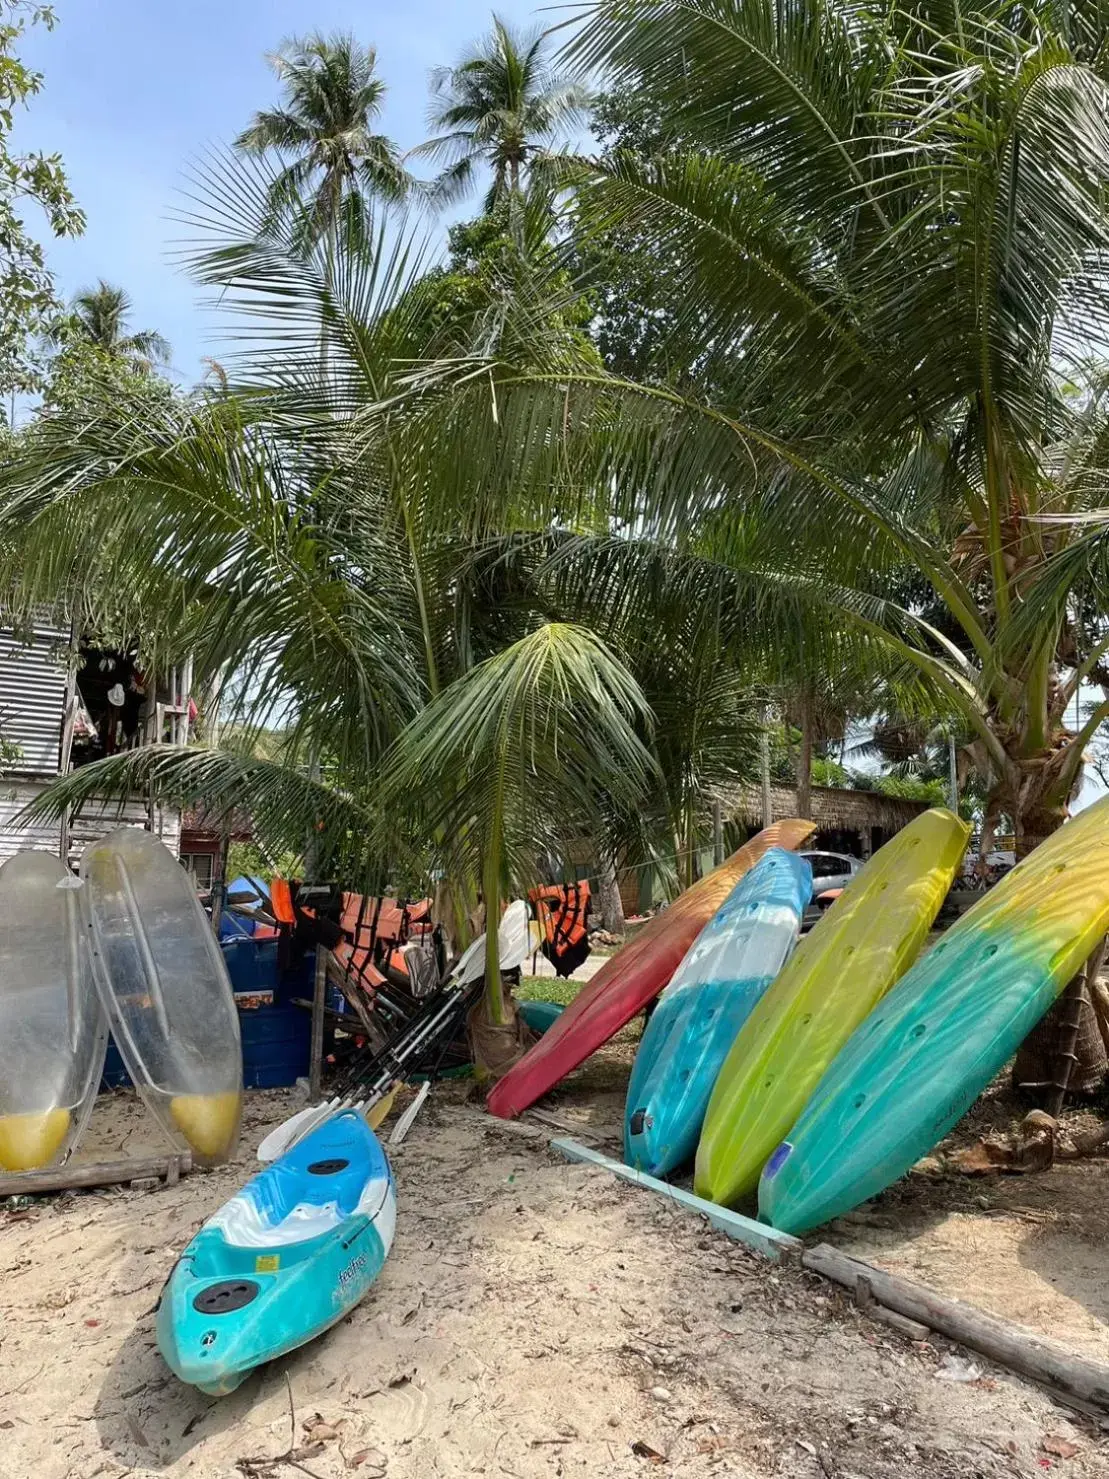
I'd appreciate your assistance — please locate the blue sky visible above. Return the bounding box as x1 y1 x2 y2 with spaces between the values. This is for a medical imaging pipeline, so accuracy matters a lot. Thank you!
16 0 560 385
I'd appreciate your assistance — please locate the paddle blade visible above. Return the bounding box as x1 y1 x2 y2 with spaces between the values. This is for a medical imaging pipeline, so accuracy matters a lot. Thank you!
389 1080 431 1145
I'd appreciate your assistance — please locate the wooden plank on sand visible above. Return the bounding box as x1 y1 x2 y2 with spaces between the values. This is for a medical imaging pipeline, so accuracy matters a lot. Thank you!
0 1152 192 1198
805 1242 1109 1414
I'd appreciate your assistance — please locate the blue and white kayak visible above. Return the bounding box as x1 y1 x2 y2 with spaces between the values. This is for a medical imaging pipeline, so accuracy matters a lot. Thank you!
157 1110 395 1395
624 848 811 1176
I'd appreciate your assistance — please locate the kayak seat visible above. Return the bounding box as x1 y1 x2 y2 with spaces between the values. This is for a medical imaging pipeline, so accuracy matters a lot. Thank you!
210 1111 391 1249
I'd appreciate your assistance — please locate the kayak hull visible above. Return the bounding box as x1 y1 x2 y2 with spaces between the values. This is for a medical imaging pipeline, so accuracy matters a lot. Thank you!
82 829 243 1164
761 797 1109 1234
157 1110 395 1394
0 852 107 1172
624 849 810 1176
486 820 816 1119
695 809 969 1207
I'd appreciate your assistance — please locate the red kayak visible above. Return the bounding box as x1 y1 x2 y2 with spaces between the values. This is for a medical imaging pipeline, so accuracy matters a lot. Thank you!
487 819 816 1119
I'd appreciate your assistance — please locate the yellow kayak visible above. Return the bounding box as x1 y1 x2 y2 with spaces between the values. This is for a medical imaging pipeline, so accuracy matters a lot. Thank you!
694 808 969 1207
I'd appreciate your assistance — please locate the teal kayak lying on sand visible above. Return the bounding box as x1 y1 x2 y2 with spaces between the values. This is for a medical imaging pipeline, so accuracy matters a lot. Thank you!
157 1109 395 1395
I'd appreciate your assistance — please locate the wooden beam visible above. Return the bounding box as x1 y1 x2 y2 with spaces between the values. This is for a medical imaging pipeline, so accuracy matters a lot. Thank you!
550 1138 803 1264
0 1152 192 1199
804 1243 1109 1414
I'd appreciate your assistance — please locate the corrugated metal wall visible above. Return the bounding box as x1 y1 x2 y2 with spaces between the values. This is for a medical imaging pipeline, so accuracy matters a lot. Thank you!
0 623 69 777
0 784 182 865
0 622 184 864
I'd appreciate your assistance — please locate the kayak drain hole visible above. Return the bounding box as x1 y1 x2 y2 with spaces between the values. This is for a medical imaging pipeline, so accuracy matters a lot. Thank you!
983 946 998 959
308 1158 350 1176
853 1094 866 1110
911 1024 926 1039
192 1280 260 1316
629 1110 648 1136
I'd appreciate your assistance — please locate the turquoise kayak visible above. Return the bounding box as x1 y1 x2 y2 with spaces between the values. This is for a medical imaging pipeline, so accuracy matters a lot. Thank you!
519 999 565 1035
157 1110 395 1394
625 849 811 1176
760 796 1109 1234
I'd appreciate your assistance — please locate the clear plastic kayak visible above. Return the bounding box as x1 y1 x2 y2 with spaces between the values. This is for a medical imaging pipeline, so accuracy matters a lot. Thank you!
82 828 243 1165
0 851 107 1171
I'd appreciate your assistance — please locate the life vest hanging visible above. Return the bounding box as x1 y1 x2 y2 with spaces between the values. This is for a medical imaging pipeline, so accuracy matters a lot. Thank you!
528 881 592 978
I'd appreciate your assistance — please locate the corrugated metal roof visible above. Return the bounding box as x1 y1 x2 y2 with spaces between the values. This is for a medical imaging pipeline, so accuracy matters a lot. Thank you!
0 625 70 777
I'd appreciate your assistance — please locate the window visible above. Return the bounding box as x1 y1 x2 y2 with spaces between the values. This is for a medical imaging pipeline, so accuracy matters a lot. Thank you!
183 851 214 890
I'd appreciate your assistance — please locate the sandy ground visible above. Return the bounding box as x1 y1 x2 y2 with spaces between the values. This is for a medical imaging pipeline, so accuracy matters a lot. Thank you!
827 1082 1109 1368
1 1076 1108 1479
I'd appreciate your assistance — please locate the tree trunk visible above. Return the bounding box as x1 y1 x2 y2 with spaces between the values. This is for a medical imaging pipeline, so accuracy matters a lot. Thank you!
596 850 626 937
796 689 813 821
1011 805 1107 1099
760 706 773 826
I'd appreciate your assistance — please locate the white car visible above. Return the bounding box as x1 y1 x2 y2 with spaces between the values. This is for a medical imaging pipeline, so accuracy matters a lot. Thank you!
800 850 863 899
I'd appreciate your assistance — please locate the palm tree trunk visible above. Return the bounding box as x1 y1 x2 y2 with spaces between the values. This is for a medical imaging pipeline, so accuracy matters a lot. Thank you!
596 848 625 935
1010 791 1107 1099
796 689 813 821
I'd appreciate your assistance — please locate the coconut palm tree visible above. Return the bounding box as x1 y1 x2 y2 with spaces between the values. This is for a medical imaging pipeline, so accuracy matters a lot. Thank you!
417 0 1109 1080
414 15 590 208
51 281 169 371
235 32 411 245
438 0 1109 865
0 148 657 1048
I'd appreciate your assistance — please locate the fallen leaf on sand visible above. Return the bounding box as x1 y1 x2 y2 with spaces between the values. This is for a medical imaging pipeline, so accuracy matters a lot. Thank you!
126 1416 149 1448
303 1420 339 1443
631 1439 667 1463
1042 1436 1080 1459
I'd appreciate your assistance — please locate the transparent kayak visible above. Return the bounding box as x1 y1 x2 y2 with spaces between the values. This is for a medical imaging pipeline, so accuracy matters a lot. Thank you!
82 828 242 1165
0 851 107 1172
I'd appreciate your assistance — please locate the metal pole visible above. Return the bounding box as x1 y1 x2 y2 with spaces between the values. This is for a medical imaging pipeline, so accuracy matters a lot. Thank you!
58 617 79 865
309 944 328 1102
948 731 959 814
712 798 724 866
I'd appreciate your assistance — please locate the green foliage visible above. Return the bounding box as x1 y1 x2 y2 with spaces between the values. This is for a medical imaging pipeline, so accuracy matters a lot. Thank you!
226 840 303 884
0 2 83 403
46 280 170 370
413 15 590 208
412 188 599 366
869 774 950 808
235 32 411 243
40 337 176 416
811 756 850 790
377 623 657 1015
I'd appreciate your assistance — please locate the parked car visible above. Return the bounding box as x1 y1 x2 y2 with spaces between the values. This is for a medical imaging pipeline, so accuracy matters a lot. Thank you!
799 851 863 932
800 850 862 898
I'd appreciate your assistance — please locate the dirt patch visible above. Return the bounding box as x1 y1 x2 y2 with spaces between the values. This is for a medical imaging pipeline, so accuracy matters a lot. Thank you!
0 1083 1106 1478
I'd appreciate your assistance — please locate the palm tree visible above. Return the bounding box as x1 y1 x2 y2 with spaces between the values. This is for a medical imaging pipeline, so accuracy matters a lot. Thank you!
52 281 169 371
0 149 657 1049
235 32 411 245
414 15 590 208
425 0 1109 1079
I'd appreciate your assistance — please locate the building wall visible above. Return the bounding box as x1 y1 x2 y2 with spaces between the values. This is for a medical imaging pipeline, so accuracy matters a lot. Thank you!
0 623 182 864
0 779 181 865
0 620 69 776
